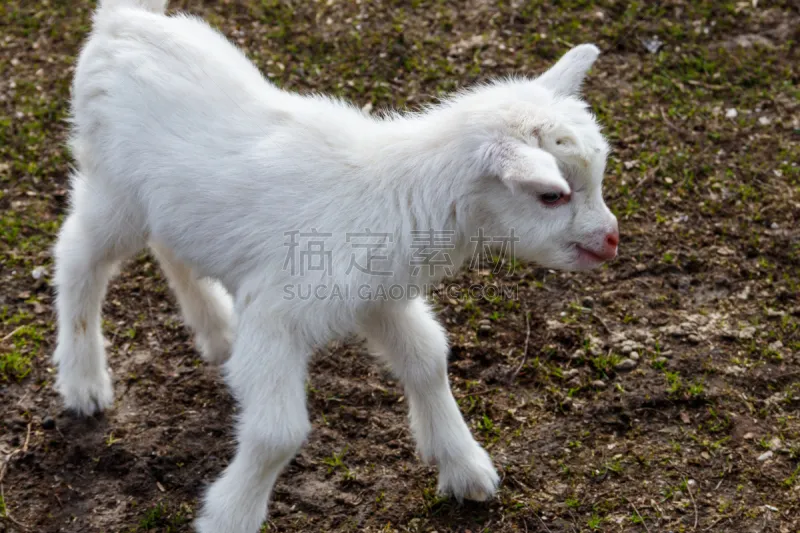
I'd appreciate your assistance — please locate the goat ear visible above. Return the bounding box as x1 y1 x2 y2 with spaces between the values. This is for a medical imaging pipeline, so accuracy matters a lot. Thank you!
537 44 600 96
491 141 571 195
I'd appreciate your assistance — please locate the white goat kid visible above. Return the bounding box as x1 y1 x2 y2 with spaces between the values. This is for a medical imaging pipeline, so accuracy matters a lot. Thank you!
54 0 620 532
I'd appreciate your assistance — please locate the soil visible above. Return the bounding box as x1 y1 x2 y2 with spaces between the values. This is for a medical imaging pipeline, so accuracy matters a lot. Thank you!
1 1 799 532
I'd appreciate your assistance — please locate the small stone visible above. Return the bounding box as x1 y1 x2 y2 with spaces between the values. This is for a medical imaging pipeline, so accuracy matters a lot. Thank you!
769 437 782 450
562 369 580 379
725 108 738 119
591 380 606 389
743 432 754 440
32 266 47 280
641 36 663 54
571 349 586 360
614 358 638 372
621 345 633 355
42 416 55 430
687 479 697 488
738 327 756 340
688 334 701 344
724 365 746 375
757 450 773 462
630 351 640 361
758 116 771 126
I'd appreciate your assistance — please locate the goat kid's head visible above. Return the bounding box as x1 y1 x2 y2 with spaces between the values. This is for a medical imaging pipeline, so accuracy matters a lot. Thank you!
463 44 619 272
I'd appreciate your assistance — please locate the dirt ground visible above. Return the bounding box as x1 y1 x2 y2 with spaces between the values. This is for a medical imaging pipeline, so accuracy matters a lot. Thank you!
1 0 799 532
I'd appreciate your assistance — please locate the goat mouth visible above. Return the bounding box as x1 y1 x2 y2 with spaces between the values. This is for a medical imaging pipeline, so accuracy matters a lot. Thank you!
574 244 608 264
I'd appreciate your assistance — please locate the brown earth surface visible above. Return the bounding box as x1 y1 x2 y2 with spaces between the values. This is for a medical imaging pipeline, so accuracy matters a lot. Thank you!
1 1 799 532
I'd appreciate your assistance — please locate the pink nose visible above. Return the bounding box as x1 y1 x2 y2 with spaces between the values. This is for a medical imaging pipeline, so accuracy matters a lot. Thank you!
598 230 619 260
605 231 619 249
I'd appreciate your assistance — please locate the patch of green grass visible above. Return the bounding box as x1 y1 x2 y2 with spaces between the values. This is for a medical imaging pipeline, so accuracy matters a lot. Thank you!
322 448 354 480
476 413 500 440
587 514 603 530
783 465 800 488
136 502 190 532
0 348 32 381
665 371 683 395
0 315 44 381
590 352 622 377
565 495 581 509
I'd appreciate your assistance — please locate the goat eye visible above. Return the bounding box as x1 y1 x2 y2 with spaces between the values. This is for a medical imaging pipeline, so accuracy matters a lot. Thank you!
539 192 563 205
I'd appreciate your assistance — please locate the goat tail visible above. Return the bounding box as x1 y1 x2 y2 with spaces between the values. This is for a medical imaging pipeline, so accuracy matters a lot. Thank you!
99 0 168 13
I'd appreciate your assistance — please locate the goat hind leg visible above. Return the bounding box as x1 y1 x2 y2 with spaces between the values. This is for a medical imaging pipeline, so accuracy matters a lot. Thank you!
52 175 145 416
149 241 235 365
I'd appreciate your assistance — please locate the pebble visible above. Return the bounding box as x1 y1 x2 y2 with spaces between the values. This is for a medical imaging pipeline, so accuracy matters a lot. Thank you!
615 358 638 372
629 351 640 361
562 369 580 379
739 326 757 340
42 416 56 430
31 266 47 280
591 380 607 389
725 108 738 118
757 450 773 462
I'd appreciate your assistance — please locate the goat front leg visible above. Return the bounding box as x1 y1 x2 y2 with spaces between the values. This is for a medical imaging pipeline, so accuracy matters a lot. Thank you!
195 297 312 533
362 298 499 501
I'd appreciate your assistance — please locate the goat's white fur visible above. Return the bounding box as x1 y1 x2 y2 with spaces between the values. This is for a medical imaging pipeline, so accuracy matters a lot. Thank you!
53 0 619 531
